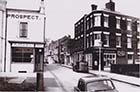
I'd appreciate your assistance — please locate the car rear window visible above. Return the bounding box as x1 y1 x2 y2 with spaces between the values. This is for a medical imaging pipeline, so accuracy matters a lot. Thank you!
87 79 115 92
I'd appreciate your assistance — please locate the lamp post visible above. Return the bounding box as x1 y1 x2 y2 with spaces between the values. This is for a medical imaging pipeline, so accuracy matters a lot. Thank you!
98 41 102 74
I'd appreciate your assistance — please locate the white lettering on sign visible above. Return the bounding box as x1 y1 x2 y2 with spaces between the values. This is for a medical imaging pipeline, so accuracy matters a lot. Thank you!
12 43 34 47
35 44 44 48
7 14 39 20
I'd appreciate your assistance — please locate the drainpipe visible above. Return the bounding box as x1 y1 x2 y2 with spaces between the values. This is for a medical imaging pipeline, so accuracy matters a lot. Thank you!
4 9 7 72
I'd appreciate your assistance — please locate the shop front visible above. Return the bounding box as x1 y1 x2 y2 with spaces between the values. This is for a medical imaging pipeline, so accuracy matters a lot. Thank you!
9 41 44 73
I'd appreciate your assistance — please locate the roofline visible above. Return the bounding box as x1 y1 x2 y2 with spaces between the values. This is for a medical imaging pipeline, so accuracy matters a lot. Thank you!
88 9 140 21
6 8 40 13
75 14 87 25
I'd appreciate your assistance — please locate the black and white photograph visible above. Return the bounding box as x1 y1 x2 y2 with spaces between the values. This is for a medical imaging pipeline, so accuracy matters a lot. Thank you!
0 0 140 91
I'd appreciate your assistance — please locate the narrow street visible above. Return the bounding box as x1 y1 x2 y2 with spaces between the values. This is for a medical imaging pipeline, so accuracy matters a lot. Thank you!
44 62 140 92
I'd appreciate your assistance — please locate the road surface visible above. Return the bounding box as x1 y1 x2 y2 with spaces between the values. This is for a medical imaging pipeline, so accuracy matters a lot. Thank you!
44 64 140 92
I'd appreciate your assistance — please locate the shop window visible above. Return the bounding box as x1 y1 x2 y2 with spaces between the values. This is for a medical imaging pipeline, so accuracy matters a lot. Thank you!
19 22 28 38
12 48 33 63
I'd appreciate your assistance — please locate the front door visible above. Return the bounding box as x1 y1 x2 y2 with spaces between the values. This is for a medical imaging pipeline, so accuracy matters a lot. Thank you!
34 48 44 72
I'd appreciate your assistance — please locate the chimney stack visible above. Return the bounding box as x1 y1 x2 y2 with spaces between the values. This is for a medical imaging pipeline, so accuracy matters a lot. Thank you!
105 0 115 11
40 0 45 14
91 4 97 11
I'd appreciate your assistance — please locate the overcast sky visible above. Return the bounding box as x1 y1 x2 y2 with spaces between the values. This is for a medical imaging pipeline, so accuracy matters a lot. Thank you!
7 0 140 41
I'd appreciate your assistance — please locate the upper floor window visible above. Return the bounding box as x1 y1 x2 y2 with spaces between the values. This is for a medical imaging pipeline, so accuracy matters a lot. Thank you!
116 17 121 29
127 19 132 31
104 34 109 47
127 37 132 48
94 14 101 27
90 16 93 28
86 37 89 48
137 22 140 32
86 18 89 30
138 38 140 49
116 36 121 47
94 32 101 47
19 22 28 38
104 14 109 27
90 36 93 47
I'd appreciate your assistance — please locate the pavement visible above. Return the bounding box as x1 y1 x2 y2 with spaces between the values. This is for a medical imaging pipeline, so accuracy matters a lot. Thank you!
0 64 139 91
0 71 65 91
62 64 140 87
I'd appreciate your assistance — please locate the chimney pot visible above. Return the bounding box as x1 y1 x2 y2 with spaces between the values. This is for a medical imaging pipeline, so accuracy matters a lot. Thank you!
105 0 115 11
91 4 97 11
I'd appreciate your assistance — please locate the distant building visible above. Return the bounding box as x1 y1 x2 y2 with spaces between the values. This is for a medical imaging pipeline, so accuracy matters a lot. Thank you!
0 0 46 73
47 35 74 65
73 0 140 70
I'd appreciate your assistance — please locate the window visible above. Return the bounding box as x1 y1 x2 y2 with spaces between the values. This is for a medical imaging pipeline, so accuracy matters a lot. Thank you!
127 37 132 48
12 48 33 63
87 18 89 30
87 37 89 48
19 22 28 38
90 36 93 47
87 80 115 92
104 35 109 47
81 24 84 32
104 16 109 27
116 36 121 47
94 33 101 46
135 55 140 64
94 14 101 26
127 21 131 31
78 80 85 91
137 23 140 33
137 22 140 36
138 39 140 49
90 17 93 28
128 54 133 64
116 19 120 29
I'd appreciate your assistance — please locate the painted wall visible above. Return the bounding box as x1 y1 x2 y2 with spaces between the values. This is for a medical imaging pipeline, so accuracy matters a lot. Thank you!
4 10 45 72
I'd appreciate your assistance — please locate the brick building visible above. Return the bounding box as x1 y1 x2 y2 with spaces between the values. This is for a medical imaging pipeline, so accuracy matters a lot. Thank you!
73 0 140 70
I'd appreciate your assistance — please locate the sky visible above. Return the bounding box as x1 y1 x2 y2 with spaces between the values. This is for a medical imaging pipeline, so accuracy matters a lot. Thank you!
7 0 140 41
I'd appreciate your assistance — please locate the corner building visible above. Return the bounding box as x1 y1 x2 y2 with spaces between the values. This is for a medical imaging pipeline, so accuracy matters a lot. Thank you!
74 0 140 70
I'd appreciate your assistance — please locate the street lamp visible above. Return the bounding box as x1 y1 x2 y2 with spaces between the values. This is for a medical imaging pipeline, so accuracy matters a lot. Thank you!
98 41 102 74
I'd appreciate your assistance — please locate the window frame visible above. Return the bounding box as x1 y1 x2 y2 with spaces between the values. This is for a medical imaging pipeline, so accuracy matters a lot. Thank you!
94 14 101 27
19 22 28 38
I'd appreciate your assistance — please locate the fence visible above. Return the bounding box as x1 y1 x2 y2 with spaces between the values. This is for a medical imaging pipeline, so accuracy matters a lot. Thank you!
111 64 140 77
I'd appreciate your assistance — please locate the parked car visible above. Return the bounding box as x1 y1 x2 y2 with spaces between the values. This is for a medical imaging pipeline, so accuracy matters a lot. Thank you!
74 76 118 92
72 61 89 73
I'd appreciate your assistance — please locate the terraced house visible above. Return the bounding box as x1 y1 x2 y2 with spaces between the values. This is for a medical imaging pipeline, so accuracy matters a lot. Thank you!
73 0 140 70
